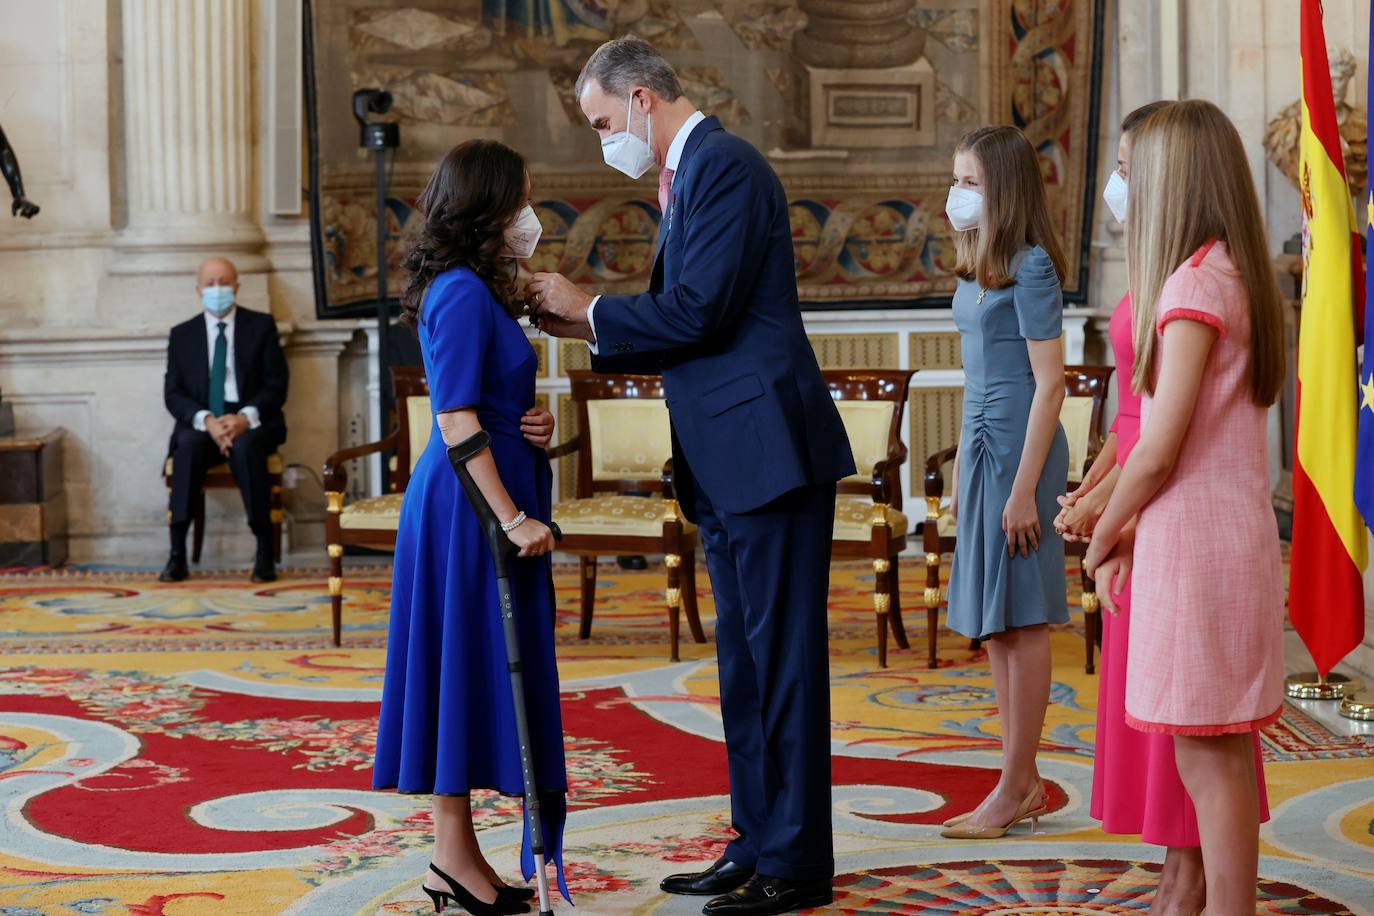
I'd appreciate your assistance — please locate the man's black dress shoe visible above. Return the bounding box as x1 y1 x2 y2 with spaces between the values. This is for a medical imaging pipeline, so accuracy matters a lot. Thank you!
251 551 277 583
158 554 189 583
702 875 833 915
616 555 648 570
660 857 753 896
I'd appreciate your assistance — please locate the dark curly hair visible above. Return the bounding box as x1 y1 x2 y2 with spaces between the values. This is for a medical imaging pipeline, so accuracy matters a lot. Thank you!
400 139 527 328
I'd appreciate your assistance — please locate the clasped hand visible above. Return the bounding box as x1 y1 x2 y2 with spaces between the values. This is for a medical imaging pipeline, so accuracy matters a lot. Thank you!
525 272 595 342
206 414 249 456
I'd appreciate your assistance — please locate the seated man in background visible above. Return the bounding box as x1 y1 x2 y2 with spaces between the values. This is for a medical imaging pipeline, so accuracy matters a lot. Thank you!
161 257 288 583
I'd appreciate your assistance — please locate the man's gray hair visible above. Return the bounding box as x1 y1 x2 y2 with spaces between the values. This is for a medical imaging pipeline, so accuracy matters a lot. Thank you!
575 36 684 103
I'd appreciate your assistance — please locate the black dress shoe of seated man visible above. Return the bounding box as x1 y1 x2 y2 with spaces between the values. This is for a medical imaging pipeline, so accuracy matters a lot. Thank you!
159 553 189 583
702 875 833 916
251 550 277 584
660 857 753 896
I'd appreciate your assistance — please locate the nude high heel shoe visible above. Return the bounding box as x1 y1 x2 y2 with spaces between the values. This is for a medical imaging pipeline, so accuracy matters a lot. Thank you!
939 784 1048 839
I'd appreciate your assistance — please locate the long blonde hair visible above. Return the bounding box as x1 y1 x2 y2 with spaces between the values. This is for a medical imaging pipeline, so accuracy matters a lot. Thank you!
1125 100 1285 404
953 125 1067 288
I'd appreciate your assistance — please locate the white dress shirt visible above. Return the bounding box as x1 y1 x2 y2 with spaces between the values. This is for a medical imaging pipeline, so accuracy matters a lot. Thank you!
587 109 706 353
192 306 262 431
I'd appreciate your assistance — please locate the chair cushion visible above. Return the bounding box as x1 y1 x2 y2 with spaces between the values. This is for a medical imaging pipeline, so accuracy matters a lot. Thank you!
406 396 432 473
586 400 672 482
554 495 696 538
1060 395 1094 484
833 496 909 541
164 453 284 477
835 400 896 482
936 509 957 538
340 493 405 530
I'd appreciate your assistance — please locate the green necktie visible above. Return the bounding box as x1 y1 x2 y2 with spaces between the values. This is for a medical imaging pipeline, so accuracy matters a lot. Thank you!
209 321 227 416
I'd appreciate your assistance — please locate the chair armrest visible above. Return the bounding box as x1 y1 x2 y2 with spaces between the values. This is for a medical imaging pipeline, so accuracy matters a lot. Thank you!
869 439 910 499
323 432 398 492
661 456 677 502
545 434 583 461
924 444 958 475
923 443 958 502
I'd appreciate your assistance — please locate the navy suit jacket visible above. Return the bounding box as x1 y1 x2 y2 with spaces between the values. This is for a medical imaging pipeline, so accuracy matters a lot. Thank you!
164 306 289 454
591 116 854 518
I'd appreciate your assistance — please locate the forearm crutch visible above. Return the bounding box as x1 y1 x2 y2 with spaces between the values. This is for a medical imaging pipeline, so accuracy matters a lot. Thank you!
447 430 560 916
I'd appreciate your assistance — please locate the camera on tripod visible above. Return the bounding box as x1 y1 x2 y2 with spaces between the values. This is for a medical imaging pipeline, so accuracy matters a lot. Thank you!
353 88 399 151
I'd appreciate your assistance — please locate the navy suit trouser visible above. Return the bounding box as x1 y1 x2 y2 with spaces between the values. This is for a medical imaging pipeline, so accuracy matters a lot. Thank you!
693 480 836 882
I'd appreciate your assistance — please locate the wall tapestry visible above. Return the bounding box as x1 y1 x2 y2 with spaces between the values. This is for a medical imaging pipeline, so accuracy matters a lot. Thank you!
305 0 1105 319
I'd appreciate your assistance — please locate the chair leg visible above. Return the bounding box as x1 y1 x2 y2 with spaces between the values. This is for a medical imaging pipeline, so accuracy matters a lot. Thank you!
682 550 706 643
927 605 939 669
1082 571 1100 674
271 482 284 564
578 556 597 640
888 556 909 649
665 555 682 663
874 557 890 668
191 490 206 565
328 545 343 647
923 542 942 669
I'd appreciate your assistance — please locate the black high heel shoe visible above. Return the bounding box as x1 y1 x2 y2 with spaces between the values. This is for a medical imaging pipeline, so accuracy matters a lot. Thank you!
423 863 530 915
496 884 536 904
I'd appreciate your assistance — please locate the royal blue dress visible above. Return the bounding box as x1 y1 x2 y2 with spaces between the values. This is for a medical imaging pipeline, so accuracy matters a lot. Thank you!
372 267 568 899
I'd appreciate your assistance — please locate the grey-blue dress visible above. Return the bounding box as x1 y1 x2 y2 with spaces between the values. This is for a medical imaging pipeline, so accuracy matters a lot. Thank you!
946 246 1069 639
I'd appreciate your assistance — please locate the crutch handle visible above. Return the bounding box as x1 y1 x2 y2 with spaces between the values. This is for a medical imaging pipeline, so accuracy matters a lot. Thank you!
447 431 562 579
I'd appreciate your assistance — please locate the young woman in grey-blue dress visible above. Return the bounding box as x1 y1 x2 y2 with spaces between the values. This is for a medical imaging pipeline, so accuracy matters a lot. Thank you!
939 126 1070 841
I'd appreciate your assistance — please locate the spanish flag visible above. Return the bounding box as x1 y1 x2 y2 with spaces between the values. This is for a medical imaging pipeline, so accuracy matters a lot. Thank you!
1291 0 1367 677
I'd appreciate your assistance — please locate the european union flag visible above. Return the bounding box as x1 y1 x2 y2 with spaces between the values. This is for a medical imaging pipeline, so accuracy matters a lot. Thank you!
1358 10 1374 536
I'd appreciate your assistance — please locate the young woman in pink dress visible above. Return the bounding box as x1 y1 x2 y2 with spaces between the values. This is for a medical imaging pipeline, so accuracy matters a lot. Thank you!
1057 102 1272 915
1083 100 1286 916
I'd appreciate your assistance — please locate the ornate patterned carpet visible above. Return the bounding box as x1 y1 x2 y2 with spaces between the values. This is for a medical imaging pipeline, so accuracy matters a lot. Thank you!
0 558 1371 915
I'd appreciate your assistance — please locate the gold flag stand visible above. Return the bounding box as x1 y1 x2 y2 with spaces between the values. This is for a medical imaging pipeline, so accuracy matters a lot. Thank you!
1338 689 1374 721
1283 671 1364 700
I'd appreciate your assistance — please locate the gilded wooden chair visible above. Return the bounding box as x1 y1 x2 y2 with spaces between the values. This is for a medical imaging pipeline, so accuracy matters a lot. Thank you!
162 455 284 564
824 369 916 668
321 367 429 646
551 371 705 661
921 365 1114 671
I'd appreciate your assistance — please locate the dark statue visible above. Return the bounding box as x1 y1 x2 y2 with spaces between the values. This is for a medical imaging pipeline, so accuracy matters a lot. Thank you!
0 122 40 219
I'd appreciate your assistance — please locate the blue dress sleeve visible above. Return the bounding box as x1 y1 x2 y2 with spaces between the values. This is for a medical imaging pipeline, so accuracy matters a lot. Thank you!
1012 246 1063 341
422 271 494 413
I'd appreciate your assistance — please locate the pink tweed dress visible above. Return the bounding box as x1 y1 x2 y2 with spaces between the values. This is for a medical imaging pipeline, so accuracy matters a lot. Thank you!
1125 240 1285 735
1091 292 1270 845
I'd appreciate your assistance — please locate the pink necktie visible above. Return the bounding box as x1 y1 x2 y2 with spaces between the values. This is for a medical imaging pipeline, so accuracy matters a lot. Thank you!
658 167 675 214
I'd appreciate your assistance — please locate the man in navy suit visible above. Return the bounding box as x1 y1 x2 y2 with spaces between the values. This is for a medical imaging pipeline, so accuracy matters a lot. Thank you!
529 37 853 916
162 257 288 583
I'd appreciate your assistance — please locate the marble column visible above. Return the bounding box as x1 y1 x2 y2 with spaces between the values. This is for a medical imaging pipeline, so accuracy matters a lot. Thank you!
793 0 933 148
111 0 266 280
795 0 923 70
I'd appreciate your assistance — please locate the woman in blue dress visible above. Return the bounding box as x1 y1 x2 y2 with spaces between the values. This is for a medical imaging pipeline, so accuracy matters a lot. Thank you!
939 126 1069 841
372 139 567 915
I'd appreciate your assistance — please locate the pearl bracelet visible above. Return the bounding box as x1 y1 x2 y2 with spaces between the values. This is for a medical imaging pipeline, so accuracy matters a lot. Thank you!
500 511 527 533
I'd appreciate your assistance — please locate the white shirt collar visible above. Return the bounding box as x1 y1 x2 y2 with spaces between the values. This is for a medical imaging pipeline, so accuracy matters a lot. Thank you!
665 110 706 173
203 305 237 328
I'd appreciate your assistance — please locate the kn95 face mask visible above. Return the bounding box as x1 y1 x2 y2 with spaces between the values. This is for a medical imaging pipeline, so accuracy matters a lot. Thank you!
1102 170 1129 224
601 94 655 180
502 204 543 259
945 186 984 232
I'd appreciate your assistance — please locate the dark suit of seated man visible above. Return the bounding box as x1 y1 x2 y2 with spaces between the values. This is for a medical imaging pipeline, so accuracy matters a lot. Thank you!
161 257 288 583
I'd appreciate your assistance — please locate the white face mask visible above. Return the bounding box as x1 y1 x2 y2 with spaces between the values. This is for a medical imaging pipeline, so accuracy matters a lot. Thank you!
502 204 543 259
945 186 983 232
1103 169 1128 224
600 94 655 180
